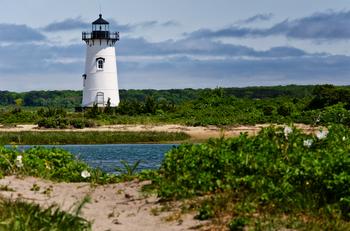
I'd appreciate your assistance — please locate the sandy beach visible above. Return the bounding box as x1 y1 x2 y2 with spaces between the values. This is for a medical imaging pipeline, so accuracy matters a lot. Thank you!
0 176 209 231
0 123 320 141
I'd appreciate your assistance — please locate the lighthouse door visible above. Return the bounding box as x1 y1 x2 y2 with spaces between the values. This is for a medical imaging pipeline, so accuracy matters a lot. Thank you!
96 92 104 106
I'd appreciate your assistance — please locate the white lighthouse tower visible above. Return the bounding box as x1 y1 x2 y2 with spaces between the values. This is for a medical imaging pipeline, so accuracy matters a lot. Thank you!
82 14 120 107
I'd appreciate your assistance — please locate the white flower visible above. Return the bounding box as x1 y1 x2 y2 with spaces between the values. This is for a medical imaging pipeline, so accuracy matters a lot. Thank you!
15 155 23 168
81 170 91 178
342 136 346 141
284 126 293 138
303 139 313 148
316 130 328 140
45 161 51 170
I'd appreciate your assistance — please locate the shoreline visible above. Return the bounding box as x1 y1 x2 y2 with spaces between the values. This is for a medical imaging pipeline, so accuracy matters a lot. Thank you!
0 123 321 143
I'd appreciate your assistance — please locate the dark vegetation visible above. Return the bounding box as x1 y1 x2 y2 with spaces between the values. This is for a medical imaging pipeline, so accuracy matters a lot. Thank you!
0 85 315 107
0 131 189 145
1 85 350 127
146 125 350 230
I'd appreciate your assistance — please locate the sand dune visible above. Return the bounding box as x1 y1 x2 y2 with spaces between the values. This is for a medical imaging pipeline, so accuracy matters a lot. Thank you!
0 176 207 231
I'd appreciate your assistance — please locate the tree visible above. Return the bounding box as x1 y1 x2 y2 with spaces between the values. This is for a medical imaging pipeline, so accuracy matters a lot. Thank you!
14 98 23 107
86 103 99 118
144 96 156 114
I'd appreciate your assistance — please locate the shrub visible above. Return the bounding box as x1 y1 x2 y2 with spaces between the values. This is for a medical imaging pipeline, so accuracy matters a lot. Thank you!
70 118 86 129
154 125 350 219
0 146 116 184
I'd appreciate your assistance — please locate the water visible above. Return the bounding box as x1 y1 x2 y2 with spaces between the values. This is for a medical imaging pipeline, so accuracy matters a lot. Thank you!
7 144 178 173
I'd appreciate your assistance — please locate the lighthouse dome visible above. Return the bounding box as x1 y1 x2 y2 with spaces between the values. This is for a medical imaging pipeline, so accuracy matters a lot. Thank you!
92 14 109 25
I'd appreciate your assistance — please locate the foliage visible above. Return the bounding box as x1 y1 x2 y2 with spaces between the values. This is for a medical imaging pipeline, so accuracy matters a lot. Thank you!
115 160 142 181
37 117 96 129
228 217 249 231
36 107 96 129
0 197 91 231
150 125 350 226
309 85 350 110
0 146 118 184
0 131 189 145
0 85 317 107
2 84 350 127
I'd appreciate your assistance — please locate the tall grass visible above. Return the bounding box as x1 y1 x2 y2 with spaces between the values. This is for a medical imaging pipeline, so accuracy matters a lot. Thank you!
0 131 189 145
0 197 91 231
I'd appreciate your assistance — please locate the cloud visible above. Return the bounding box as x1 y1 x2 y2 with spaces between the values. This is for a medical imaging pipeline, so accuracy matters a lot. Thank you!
188 10 350 40
236 13 273 24
161 20 180 27
42 17 89 31
107 19 134 32
0 24 45 42
42 17 133 32
118 37 310 58
1 11 350 91
272 10 350 39
0 43 84 74
0 33 318 79
135 20 180 28
135 20 158 28
118 54 350 89
1 37 350 91
42 17 178 33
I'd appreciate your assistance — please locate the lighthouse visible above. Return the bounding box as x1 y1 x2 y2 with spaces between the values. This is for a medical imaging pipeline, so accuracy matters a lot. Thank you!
82 14 120 107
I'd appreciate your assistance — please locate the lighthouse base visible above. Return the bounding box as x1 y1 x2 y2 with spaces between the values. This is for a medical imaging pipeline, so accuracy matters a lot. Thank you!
82 89 119 107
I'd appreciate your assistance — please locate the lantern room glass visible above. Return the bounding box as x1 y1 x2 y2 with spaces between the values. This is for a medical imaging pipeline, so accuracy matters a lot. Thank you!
92 24 109 32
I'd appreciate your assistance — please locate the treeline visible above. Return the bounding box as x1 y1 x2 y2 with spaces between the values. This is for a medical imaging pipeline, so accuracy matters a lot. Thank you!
0 85 320 108
1 84 350 127
0 90 81 108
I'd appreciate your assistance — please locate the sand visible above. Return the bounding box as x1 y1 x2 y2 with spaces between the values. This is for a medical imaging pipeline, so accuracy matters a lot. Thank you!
0 123 320 141
0 176 207 231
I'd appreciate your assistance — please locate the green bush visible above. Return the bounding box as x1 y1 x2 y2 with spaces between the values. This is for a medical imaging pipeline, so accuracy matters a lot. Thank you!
37 117 69 129
154 125 350 219
0 146 116 183
228 217 249 231
70 118 86 129
37 117 96 129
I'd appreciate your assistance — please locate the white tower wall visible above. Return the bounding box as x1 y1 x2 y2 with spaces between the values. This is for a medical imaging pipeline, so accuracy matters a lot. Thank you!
82 41 119 107
81 14 120 107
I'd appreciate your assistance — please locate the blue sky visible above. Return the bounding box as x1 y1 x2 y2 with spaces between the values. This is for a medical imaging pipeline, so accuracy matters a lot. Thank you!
2 0 350 91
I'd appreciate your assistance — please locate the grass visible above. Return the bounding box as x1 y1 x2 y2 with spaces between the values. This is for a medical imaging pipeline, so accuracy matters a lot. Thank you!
0 196 91 231
0 131 190 145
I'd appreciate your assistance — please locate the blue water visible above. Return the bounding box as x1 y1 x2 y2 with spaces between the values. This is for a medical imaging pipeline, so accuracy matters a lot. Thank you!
7 144 178 173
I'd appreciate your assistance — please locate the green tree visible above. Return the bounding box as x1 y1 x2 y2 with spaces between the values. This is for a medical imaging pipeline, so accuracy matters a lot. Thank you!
144 96 156 114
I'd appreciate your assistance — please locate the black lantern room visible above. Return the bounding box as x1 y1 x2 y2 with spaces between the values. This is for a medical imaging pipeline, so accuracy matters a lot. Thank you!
82 14 119 45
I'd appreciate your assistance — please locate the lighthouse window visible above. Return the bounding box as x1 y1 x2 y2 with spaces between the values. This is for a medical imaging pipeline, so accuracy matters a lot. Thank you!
97 59 104 70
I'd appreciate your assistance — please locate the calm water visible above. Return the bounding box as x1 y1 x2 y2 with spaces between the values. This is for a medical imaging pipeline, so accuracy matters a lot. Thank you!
7 144 178 173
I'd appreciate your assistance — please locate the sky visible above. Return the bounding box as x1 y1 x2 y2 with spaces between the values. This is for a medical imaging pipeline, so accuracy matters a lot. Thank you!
2 0 350 91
